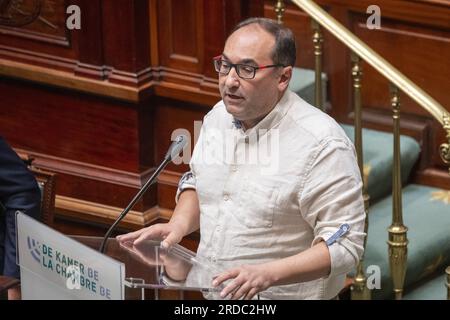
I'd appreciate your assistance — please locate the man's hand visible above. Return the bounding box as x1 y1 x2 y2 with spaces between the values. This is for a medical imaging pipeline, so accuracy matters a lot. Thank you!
116 223 184 248
212 263 275 300
116 189 200 248
127 241 192 282
159 252 192 282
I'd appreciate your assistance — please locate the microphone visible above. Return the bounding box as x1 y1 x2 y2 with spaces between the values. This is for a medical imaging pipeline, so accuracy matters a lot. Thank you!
164 134 188 161
99 135 188 253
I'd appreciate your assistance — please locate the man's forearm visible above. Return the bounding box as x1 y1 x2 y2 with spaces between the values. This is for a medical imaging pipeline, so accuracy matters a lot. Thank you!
212 241 332 299
268 241 331 286
169 189 200 237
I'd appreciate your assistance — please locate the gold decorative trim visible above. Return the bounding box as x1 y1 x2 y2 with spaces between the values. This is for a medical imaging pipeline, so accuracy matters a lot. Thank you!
352 51 364 175
350 52 371 300
311 20 324 110
388 84 408 300
363 164 372 187
274 0 285 24
439 113 450 173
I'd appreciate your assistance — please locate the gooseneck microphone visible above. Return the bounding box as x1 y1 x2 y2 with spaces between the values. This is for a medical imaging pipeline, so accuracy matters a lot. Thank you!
99 135 188 253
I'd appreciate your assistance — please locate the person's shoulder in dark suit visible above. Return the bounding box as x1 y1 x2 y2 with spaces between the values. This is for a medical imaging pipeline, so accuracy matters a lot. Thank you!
1 136 41 283
0 136 41 220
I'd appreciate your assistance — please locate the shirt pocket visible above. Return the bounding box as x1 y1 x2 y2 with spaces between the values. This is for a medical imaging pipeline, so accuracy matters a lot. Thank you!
195 164 226 206
238 179 280 228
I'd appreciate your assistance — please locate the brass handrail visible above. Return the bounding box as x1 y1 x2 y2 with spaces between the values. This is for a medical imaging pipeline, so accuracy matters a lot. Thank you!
290 0 448 125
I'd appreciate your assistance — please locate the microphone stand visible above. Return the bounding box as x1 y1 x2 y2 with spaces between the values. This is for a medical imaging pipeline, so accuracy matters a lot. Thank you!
99 158 170 253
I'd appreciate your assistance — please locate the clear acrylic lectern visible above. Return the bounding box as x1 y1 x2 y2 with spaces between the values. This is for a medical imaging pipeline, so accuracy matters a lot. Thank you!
16 212 220 300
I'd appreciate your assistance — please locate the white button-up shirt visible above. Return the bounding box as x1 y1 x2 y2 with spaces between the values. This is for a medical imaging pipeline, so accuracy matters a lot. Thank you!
179 90 366 299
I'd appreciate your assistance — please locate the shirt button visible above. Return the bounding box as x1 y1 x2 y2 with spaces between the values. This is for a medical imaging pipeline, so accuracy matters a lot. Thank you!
244 136 249 144
223 194 230 201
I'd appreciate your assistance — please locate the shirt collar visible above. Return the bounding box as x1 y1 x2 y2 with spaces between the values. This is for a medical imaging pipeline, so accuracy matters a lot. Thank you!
232 118 243 129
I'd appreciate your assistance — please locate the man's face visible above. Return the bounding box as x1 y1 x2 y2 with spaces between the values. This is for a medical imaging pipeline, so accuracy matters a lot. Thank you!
219 25 290 129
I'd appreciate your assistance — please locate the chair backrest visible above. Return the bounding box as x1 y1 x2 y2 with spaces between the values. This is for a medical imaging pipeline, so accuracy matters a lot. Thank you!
18 153 57 227
29 167 56 227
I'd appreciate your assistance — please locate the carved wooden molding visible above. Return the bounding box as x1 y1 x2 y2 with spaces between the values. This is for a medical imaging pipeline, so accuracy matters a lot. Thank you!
0 56 220 105
0 0 70 45
158 170 183 187
55 195 160 228
0 58 142 101
13 147 155 189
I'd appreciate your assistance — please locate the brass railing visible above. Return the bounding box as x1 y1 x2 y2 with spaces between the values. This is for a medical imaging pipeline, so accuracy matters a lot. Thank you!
311 19 324 110
349 53 371 300
275 0 450 300
290 0 448 124
388 84 409 300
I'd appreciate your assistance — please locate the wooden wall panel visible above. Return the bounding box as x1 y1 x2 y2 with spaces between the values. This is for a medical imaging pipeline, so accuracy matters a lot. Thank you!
153 97 209 172
74 0 106 79
158 0 204 74
0 0 153 94
0 79 140 171
171 1 199 61
102 0 150 73
0 0 266 233
0 0 69 43
154 0 264 99
0 0 263 104
352 14 450 117
0 0 79 70
0 76 159 230
203 0 228 79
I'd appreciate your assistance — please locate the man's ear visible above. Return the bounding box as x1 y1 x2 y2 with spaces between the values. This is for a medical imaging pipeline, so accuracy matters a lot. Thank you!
278 66 293 91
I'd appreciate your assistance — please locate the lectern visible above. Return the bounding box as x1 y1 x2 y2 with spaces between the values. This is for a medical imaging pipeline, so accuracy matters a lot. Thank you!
16 212 219 300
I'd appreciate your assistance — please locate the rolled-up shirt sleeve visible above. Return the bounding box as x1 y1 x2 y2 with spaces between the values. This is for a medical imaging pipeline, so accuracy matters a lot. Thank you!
175 115 209 203
175 171 197 203
299 137 366 277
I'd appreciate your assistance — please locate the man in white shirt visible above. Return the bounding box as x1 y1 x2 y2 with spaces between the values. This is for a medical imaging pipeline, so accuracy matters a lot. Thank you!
117 17 365 300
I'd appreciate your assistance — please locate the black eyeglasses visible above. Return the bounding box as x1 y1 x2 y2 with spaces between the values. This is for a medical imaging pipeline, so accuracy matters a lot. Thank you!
213 55 284 79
